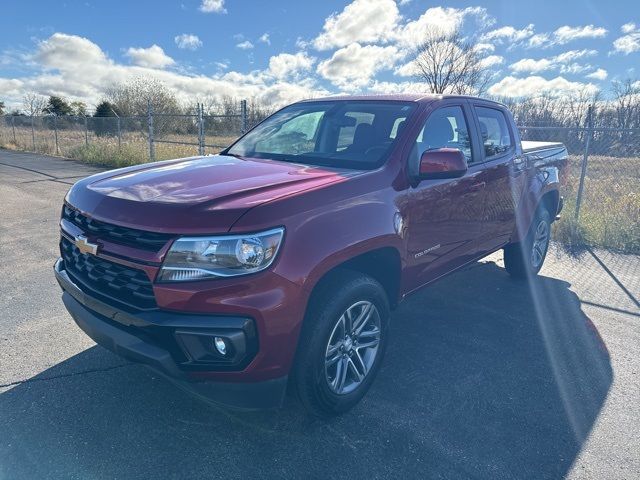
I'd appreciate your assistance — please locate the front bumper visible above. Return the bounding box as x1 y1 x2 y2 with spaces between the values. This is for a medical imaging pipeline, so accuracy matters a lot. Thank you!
55 259 288 409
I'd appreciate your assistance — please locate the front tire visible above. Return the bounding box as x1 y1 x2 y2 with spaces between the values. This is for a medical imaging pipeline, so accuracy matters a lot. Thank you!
292 271 389 417
504 208 551 279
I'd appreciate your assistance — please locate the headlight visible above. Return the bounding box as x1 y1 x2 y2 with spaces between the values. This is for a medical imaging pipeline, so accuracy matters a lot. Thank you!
158 227 284 282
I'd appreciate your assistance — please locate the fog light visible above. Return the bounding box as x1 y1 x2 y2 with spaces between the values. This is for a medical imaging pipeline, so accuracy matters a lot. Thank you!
214 337 227 355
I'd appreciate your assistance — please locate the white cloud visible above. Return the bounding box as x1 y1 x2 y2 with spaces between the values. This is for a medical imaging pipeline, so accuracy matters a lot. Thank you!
527 33 551 48
1 32 325 111
479 55 504 68
393 60 417 77
560 63 592 74
510 58 553 73
553 25 607 44
488 75 598 98
317 43 400 89
612 24 640 55
481 24 534 43
35 32 110 71
174 34 202 50
259 33 271 45
517 24 607 49
199 0 226 13
510 49 597 73
586 68 608 80
312 0 400 50
0 78 24 97
475 42 495 54
268 52 315 79
368 80 426 94
398 6 491 47
125 45 174 68
310 3 491 55
554 49 597 62
236 40 254 50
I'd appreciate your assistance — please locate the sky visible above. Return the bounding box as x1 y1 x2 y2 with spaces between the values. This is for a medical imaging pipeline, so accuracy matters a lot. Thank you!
1 0 639 111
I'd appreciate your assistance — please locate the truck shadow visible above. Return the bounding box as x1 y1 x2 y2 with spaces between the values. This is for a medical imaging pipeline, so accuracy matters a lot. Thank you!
0 262 612 479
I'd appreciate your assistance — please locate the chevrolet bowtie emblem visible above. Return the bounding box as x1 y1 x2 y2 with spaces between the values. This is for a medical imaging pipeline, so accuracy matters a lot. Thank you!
74 235 99 255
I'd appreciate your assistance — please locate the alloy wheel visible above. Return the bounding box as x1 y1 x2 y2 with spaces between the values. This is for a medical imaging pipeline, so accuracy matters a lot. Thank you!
531 219 549 268
324 300 382 395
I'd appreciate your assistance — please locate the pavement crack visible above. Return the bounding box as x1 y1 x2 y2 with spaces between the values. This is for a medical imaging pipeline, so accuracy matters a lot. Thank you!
0 362 134 388
0 161 59 179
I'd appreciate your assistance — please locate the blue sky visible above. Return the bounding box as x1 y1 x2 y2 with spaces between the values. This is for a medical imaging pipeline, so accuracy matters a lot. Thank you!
1 0 639 110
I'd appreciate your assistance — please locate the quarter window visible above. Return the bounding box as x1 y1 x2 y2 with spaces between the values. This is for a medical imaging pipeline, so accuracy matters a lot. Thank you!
475 107 513 159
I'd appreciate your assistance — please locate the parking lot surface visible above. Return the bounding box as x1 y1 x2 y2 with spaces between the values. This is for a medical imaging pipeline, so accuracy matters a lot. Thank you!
1 149 639 479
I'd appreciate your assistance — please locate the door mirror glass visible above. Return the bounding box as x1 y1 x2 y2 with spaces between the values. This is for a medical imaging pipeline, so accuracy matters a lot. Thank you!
419 148 468 179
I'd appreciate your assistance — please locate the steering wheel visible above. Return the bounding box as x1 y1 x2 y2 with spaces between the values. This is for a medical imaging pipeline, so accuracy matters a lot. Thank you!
363 144 388 159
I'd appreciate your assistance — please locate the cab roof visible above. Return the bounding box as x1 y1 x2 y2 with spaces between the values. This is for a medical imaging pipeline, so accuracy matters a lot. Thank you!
297 94 504 106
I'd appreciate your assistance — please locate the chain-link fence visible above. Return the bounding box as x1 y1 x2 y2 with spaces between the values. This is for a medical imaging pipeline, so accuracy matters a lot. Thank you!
1 104 638 254
0 100 249 166
519 121 640 254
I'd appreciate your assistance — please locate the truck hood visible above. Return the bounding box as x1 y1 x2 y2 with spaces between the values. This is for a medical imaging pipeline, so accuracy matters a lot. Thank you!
66 155 352 234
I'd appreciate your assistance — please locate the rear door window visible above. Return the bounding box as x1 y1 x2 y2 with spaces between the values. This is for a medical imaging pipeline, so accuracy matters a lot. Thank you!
474 107 513 159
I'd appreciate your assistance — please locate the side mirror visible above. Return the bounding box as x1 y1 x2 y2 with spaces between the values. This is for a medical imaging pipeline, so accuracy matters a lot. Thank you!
419 148 468 180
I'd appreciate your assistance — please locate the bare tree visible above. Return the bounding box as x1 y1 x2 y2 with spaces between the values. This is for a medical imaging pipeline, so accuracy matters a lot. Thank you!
105 77 182 136
106 77 180 117
565 87 600 129
411 30 490 95
22 92 47 116
611 79 640 130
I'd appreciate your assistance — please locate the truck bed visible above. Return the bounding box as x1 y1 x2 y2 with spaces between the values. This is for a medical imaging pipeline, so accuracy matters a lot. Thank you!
521 141 565 154
521 141 567 164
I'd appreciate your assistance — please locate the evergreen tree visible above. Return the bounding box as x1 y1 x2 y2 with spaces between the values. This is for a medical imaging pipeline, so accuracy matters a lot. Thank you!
43 96 72 116
93 100 119 137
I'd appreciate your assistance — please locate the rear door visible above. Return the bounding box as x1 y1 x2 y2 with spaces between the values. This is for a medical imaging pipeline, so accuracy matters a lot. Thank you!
469 103 526 257
402 101 488 292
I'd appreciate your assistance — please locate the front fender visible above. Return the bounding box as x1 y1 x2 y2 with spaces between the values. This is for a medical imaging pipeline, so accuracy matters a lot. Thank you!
230 179 405 296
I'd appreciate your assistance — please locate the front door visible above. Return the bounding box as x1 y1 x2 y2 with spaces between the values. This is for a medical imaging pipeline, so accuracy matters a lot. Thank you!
401 103 488 293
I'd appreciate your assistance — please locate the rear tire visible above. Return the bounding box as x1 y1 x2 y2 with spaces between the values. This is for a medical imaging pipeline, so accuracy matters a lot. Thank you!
504 208 551 279
292 270 389 417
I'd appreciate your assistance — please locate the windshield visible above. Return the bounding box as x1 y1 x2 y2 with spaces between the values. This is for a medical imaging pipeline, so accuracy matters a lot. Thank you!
226 100 417 169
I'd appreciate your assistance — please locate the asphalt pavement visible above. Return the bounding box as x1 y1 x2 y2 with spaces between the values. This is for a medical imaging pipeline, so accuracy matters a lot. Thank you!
1 149 639 479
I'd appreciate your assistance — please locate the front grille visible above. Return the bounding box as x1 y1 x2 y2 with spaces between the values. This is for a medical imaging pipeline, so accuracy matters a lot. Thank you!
62 205 172 251
60 236 157 310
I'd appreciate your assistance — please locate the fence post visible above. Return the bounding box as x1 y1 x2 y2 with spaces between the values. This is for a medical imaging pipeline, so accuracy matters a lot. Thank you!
198 103 205 156
84 115 89 146
240 99 248 134
147 100 155 162
53 115 59 155
574 105 594 221
11 115 16 144
116 116 122 150
31 115 36 151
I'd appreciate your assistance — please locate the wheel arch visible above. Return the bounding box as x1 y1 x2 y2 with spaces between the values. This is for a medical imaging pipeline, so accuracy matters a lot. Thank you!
305 246 403 312
511 185 561 244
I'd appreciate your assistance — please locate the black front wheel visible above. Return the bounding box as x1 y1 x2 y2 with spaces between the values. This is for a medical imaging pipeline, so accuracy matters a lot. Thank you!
504 208 551 279
292 271 389 417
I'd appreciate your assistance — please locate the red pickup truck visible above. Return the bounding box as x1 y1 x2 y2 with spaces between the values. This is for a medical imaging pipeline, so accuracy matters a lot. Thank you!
55 95 565 416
